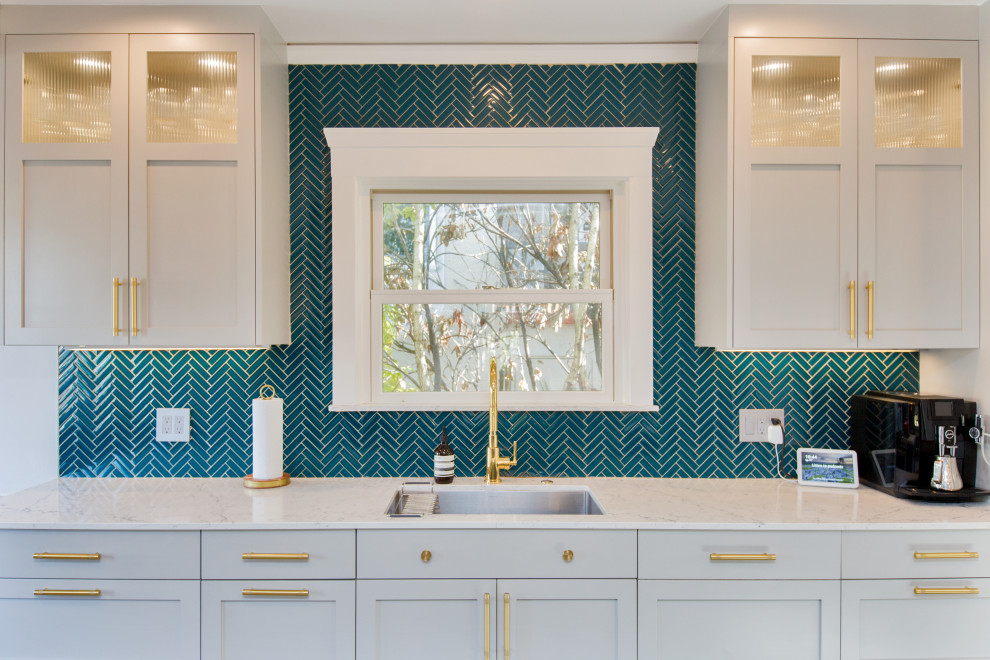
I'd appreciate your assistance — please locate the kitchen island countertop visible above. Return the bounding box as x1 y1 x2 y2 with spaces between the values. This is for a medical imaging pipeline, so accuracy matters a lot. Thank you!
1 477 990 530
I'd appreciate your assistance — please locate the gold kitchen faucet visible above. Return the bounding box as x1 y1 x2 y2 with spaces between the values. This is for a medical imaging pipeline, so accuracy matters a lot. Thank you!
485 357 516 484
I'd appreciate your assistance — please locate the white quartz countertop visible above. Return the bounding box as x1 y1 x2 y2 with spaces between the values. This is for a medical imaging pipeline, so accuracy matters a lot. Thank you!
2 477 990 530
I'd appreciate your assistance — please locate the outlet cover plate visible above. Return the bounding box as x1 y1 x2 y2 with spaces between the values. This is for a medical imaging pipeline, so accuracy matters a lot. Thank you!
739 408 785 443
156 408 190 443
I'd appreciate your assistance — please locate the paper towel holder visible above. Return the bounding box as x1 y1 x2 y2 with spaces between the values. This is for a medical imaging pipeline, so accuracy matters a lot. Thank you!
244 385 290 489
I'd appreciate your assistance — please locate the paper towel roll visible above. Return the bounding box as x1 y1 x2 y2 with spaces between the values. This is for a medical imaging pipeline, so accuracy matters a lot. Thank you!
252 396 284 480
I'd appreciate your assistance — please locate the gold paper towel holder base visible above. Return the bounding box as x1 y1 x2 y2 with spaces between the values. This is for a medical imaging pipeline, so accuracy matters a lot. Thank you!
243 472 291 489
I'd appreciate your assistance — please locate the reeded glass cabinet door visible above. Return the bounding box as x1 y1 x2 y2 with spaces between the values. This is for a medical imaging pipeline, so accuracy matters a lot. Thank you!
733 38 859 349
128 33 256 347
857 40 979 349
3 34 130 346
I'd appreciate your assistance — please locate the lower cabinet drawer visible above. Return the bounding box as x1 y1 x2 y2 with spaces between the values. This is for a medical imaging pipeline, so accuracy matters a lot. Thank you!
639 530 841 580
841 578 990 660
638 579 840 660
202 530 355 579
0 578 199 659
357 529 636 579
0 530 200 579
842 530 990 579
202 580 355 660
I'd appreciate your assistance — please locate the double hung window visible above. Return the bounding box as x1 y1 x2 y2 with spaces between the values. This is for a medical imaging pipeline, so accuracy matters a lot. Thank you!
372 193 612 406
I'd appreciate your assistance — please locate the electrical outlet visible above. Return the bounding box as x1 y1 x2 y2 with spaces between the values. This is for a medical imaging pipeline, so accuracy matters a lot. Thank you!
156 408 190 443
739 409 786 443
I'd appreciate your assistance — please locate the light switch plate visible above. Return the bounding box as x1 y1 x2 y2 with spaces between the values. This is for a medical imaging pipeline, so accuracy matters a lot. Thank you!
739 408 785 443
156 408 190 442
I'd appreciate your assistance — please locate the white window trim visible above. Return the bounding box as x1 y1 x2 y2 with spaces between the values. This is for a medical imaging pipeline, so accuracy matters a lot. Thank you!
324 127 659 412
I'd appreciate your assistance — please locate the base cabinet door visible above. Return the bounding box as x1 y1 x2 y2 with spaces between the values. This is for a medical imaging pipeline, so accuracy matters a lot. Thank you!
357 579 496 660
202 580 355 660
638 580 840 660
0 578 199 659
841 579 990 659
499 579 636 660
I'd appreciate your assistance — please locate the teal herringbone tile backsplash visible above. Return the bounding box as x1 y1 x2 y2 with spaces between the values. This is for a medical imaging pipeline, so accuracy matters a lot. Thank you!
58 64 919 478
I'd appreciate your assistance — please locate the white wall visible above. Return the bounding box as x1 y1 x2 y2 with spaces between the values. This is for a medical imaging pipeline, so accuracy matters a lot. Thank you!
919 1 990 490
0 345 58 495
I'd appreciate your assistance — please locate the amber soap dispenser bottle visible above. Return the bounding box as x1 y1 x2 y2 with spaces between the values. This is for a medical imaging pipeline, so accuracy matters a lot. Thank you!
433 427 455 484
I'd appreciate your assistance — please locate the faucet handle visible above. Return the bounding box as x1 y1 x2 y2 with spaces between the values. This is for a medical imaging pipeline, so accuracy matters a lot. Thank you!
511 441 517 465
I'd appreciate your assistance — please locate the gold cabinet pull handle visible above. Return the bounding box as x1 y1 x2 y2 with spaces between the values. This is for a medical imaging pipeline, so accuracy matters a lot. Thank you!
865 280 874 339
421 550 432 563
914 587 980 595
914 552 980 560
484 593 491 660
848 280 856 339
242 552 310 561
112 278 123 336
710 553 776 561
130 277 140 336
34 589 101 597
504 592 510 660
562 549 574 562
33 552 101 561
241 589 310 597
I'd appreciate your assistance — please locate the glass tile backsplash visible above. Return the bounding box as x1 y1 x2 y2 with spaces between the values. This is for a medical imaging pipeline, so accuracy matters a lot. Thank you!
57 63 919 479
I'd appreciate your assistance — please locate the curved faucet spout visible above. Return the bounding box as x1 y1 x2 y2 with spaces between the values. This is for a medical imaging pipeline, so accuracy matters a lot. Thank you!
485 357 516 484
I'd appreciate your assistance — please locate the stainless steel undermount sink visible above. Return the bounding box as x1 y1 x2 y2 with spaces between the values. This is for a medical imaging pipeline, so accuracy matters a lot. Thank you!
386 483 605 517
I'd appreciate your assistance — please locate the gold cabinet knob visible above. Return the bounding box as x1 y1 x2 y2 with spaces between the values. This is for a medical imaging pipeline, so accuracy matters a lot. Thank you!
421 550 432 563
563 549 574 562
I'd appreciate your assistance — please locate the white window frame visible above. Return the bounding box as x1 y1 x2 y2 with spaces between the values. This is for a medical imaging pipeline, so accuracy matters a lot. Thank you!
372 191 613 407
324 127 658 411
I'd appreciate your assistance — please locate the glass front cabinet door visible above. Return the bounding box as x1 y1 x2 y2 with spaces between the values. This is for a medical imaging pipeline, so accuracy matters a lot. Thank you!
4 35 131 346
857 40 978 350
733 38 859 350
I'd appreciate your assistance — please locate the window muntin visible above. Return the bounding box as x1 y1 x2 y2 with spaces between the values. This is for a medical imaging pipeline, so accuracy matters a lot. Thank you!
372 192 612 404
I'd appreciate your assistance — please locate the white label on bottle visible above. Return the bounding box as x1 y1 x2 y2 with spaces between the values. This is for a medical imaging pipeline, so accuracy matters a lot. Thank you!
434 455 455 478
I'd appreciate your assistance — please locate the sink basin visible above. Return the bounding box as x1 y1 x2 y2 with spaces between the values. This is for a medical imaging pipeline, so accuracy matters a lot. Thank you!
386 484 605 516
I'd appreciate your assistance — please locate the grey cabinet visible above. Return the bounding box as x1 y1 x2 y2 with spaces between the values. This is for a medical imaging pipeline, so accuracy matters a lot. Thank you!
355 529 637 660
0 530 201 659
200 530 357 660
639 579 840 660
202 580 355 660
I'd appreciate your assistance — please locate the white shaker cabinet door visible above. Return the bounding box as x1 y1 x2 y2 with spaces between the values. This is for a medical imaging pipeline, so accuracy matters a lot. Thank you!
356 579 496 660
857 39 979 349
3 34 130 346
732 38 860 350
639 579 840 660
841 579 990 659
498 579 636 660
0 578 200 660
202 580 355 660
127 33 256 347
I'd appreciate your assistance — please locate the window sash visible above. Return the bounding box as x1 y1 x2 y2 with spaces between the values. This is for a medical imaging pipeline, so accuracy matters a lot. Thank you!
371 289 614 406
371 191 612 292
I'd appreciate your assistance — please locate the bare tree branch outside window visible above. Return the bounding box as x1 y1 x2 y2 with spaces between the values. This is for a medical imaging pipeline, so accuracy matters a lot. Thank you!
380 198 605 394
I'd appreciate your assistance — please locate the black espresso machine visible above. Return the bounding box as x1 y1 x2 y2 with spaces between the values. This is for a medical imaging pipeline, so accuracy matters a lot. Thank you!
850 391 989 502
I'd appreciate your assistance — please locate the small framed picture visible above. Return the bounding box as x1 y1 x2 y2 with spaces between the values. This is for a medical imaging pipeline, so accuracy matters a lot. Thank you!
796 448 859 489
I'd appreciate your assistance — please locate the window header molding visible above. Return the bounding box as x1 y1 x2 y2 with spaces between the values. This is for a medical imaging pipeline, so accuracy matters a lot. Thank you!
324 127 659 411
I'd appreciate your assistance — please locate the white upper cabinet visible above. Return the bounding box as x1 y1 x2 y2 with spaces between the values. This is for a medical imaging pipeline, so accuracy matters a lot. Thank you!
857 39 979 350
696 7 979 350
4 34 131 347
732 38 860 349
2 7 290 348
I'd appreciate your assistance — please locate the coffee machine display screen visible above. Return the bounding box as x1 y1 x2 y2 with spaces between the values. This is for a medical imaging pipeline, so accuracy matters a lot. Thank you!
933 401 954 418
796 448 859 489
